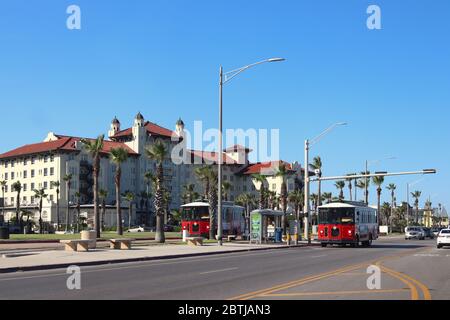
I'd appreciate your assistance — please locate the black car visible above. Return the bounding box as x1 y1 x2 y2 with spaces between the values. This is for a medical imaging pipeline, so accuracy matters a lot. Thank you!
423 227 435 239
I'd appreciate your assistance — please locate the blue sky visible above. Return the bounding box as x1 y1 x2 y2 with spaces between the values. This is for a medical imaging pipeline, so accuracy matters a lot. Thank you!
0 0 449 209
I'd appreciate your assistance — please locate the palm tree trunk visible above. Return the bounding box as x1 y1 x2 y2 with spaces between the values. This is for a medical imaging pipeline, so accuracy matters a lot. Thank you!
128 203 132 230
65 183 70 233
93 158 100 238
377 189 381 226
56 191 60 231
116 167 123 236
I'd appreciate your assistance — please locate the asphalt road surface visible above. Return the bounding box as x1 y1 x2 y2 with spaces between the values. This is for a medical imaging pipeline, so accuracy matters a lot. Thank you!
0 236 448 300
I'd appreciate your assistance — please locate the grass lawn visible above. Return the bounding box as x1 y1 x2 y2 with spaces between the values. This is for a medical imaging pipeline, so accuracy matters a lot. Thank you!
7 232 182 241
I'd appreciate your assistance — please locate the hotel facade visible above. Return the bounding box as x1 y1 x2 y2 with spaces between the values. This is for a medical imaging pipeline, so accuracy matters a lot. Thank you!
0 113 307 229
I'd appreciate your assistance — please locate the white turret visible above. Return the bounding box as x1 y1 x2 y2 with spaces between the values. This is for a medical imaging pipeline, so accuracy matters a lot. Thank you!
108 116 121 137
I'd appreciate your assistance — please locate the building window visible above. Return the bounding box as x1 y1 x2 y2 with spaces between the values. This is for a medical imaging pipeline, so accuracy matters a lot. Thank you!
4 173 8 180
24 158 28 166
31 196 35 204
44 156 48 163
22 196 27 203
10 197 14 205
23 184 27 192
50 195 54 201
31 157 36 165
31 183 35 190
11 161 14 168
50 168 54 176
44 168 48 176
4 161 8 168
23 171 27 179
11 172 14 180
44 182 48 189
4 185 8 193
31 170 35 178
50 155 54 162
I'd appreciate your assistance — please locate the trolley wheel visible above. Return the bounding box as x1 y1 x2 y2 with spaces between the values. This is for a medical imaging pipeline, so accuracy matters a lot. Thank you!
321 243 327 248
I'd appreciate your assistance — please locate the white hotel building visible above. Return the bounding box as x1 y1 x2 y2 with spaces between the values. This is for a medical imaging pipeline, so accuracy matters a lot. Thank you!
0 113 308 228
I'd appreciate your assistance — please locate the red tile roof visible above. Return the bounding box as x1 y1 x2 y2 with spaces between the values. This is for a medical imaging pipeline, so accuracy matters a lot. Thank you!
0 135 138 160
187 150 238 165
111 121 174 139
240 161 294 175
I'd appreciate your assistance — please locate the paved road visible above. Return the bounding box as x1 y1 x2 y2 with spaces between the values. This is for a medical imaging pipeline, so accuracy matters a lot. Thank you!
0 237 448 300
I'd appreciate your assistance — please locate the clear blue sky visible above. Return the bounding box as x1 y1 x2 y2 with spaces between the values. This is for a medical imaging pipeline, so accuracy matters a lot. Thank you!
0 0 449 209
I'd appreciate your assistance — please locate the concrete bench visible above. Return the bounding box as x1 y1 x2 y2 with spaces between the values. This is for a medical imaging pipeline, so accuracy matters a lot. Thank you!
227 235 237 242
109 239 135 250
186 237 204 246
60 240 91 252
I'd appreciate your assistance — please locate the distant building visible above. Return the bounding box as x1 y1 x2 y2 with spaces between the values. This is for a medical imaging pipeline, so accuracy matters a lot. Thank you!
0 113 308 228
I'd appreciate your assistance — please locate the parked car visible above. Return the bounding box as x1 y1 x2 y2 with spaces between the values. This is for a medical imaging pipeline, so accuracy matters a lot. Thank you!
164 224 176 232
437 229 450 249
405 226 425 240
127 226 152 233
423 227 435 239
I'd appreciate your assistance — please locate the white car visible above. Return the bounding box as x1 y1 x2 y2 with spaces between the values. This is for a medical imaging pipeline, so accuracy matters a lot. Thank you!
127 226 152 233
437 229 450 249
405 226 425 240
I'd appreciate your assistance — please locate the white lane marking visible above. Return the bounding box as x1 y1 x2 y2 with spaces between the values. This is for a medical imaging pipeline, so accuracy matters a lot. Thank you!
199 267 238 275
0 249 301 281
311 255 327 258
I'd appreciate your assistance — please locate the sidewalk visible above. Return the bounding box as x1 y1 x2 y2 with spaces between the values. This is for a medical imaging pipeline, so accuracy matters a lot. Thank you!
0 242 314 274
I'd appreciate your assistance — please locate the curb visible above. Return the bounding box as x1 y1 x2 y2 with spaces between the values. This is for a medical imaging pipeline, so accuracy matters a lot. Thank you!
0 237 182 245
0 243 319 274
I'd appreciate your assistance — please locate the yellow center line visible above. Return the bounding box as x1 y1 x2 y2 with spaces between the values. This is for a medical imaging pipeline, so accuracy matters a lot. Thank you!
380 265 432 300
262 289 409 298
229 247 431 301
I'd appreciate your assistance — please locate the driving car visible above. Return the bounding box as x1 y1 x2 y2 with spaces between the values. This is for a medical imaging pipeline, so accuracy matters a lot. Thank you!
437 229 450 249
405 226 425 240
431 227 442 237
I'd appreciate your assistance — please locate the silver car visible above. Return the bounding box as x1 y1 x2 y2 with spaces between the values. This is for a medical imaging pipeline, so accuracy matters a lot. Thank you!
405 226 425 240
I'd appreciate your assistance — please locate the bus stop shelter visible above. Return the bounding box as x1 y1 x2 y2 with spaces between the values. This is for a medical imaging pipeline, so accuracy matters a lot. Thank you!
250 209 285 244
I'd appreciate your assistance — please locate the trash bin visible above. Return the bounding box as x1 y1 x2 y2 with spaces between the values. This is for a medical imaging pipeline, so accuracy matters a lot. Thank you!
0 227 9 240
81 230 97 249
275 228 283 243
182 229 189 242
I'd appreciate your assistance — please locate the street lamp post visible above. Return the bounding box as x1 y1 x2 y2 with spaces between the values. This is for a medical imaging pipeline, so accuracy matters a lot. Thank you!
217 58 285 246
304 122 347 244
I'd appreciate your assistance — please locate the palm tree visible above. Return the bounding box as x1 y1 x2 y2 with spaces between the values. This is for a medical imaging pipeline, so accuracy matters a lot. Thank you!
381 202 391 226
12 181 22 229
0 180 7 220
346 174 356 201
386 183 396 227
235 193 256 238
75 192 81 232
310 193 318 213
276 164 290 235
99 189 108 232
162 188 172 224
206 169 218 240
146 140 168 243
33 188 48 234
411 191 422 224
356 179 369 203
310 157 323 206
334 181 345 200
123 191 135 230
144 171 155 226
51 181 61 231
81 134 104 238
372 176 385 225
110 147 128 236
63 174 73 233
322 192 333 204
289 189 304 242
182 184 198 204
195 166 213 200
252 173 267 209
222 181 231 201
267 190 277 210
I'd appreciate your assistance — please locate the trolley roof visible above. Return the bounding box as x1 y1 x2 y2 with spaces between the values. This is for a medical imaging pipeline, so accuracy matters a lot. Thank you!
318 201 372 209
